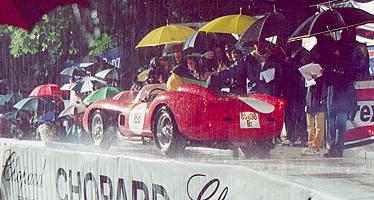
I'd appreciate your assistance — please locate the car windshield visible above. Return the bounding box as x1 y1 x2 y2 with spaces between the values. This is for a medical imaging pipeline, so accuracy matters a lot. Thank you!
132 84 166 103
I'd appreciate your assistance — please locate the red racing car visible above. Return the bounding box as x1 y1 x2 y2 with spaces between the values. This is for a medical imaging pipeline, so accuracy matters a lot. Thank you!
82 83 285 157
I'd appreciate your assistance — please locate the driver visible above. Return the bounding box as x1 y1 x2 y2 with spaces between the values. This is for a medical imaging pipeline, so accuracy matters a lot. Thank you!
166 54 207 91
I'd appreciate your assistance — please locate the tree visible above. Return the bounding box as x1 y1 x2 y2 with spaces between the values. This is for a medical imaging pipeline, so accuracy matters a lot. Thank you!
89 33 114 56
0 6 89 90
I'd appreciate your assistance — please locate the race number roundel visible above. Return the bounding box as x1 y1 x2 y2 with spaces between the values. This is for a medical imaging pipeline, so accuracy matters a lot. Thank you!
128 103 147 135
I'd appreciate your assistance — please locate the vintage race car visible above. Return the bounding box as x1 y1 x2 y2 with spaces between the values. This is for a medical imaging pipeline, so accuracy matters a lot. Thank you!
82 83 285 157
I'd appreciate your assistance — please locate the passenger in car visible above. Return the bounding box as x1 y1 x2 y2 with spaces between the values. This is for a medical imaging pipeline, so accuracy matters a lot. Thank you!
158 56 172 83
173 50 185 67
224 44 234 67
205 48 243 94
166 54 207 91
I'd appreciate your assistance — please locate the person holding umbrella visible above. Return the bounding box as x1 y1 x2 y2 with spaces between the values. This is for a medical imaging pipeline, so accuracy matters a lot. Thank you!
324 29 363 158
245 39 285 97
37 121 57 143
58 103 88 144
36 111 66 142
300 34 336 156
67 77 83 104
282 40 309 146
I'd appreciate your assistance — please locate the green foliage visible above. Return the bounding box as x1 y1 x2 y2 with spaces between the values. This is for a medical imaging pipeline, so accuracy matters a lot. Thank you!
6 14 72 61
88 33 114 56
0 8 84 84
7 27 39 57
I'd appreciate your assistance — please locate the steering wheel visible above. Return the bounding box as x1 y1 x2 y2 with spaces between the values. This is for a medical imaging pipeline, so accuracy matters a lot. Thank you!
144 88 166 102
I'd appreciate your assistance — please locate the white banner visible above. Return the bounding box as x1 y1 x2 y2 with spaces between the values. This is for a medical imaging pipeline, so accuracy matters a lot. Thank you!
0 142 333 200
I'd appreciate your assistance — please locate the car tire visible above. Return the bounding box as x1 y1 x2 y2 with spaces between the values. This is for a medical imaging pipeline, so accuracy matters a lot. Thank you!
240 140 273 159
154 107 185 157
90 110 113 150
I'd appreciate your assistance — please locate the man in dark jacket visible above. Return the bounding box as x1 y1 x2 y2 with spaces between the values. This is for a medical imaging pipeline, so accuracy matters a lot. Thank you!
324 30 359 158
247 40 285 97
282 41 309 145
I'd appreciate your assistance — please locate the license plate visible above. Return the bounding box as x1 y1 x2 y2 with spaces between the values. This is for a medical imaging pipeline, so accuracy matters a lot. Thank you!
240 112 260 129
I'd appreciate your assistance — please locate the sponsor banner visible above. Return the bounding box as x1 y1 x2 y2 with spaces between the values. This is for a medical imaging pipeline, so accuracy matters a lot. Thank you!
348 100 374 129
0 142 320 200
97 46 124 69
346 80 374 144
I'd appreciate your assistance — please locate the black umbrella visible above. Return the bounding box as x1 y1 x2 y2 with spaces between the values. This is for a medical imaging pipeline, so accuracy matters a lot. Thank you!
60 65 88 77
183 32 218 52
289 7 374 41
95 68 119 80
237 13 287 47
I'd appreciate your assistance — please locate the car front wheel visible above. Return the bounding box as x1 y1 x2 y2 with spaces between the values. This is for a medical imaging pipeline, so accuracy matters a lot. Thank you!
90 110 113 150
154 107 185 157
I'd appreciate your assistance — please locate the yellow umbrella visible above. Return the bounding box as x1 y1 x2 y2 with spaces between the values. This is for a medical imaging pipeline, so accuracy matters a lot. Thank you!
198 13 255 35
136 24 196 48
137 69 150 82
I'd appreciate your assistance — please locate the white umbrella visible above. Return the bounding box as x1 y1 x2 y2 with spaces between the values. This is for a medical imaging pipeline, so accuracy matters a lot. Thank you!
58 103 86 118
72 76 107 93
95 68 119 80
60 83 77 91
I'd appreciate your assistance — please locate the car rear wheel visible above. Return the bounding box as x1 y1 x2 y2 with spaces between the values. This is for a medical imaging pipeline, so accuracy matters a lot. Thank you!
91 110 113 150
154 107 185 157
240 140 273 159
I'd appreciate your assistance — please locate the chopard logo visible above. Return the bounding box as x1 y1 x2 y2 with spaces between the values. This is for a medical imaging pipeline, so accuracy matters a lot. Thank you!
187 174 228 200
2 149 46 189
